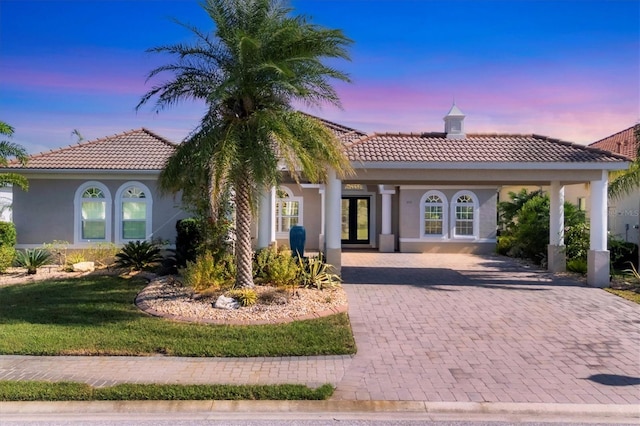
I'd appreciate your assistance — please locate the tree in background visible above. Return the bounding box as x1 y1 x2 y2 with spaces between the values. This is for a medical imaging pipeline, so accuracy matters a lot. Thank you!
497 190 587 267
137 0 353 288
0 120 29 190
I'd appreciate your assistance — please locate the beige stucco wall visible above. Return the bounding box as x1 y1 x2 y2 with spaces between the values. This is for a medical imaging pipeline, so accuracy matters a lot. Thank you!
398 187 497 254
274 185 322 251
14 177 187 247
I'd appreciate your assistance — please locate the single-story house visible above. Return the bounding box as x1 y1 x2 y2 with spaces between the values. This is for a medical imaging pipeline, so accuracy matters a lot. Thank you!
7 106 629 287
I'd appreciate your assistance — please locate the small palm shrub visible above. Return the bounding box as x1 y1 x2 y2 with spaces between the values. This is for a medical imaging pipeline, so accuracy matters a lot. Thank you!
227 288 258 307
0 245 15 273
14 248 52 274
298 256 341 290
623 262 640 284
86 242 119 268
115 240 163 271
181 251 235 292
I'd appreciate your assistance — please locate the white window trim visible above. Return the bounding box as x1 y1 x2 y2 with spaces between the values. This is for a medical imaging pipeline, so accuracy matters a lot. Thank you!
74 181 112 245
420 190 449 240
450 190 479 240
114 181 153 244
275 185 303 239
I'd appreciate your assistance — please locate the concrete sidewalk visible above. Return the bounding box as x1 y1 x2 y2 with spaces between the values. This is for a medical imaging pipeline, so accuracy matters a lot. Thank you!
1 253 638 422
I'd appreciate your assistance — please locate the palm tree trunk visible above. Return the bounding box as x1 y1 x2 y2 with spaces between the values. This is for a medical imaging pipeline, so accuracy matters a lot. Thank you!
234 175 255 288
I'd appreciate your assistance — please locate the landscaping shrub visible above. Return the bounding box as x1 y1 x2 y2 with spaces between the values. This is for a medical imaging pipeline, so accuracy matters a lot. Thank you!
297 256 341 290
0 222 16 247
175 218 203 268
0 245 15 273
259 248 300 288
567 258 588 274
609 238 639 270
181 251 234 292
564 222 590 262
115 240 163 271
14 248 52 274
497 190 587 265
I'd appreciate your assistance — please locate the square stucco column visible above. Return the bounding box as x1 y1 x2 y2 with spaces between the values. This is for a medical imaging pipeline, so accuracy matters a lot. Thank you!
547 181 566 273
588 171 609 287
257 186 275 249
324 169 342 273
378 185 396 253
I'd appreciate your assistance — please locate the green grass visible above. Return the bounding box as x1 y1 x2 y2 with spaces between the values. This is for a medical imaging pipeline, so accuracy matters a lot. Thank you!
0 381 334 401
606 288 640 304
0 276 356 356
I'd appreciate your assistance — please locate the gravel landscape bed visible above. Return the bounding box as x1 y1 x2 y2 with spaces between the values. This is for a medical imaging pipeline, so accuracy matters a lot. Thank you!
136 276 349 325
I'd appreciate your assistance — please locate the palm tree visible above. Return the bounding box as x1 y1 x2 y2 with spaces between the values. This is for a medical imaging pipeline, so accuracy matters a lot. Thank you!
137 0 353 288
609 124 640 265
0 120 29 190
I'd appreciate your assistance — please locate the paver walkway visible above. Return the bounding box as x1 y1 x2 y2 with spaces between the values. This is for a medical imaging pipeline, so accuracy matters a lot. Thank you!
1 253 638 406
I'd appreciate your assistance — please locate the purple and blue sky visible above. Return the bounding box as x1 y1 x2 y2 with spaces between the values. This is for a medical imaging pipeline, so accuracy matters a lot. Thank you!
1 0 638 155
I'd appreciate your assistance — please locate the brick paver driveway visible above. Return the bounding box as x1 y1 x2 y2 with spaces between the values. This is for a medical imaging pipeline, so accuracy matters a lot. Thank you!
332 252 640 404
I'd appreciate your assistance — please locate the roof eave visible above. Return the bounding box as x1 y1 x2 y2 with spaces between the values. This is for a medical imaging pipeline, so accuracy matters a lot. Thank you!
350 161 630 171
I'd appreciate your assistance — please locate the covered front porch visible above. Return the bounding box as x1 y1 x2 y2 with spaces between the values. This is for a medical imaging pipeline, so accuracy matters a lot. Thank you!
256 166 615 288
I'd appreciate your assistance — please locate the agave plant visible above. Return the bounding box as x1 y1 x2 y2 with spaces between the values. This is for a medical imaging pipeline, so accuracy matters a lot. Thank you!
115 240 163 271
14 248 52 275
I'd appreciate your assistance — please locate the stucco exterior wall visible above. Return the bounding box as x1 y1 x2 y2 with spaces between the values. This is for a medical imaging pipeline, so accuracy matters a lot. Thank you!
13 178 186 247
398 187 497 254
274 185 322 251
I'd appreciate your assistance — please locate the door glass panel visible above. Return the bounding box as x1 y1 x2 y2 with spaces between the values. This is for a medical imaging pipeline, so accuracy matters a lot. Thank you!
341 199 350 240
356 199 369 240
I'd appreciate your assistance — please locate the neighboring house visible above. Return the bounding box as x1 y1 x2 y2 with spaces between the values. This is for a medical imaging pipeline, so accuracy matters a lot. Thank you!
7 129 187 248
589 125 640 246
6 106 628 287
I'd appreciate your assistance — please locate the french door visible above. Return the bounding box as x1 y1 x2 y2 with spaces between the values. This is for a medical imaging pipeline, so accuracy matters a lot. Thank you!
341 197 370 244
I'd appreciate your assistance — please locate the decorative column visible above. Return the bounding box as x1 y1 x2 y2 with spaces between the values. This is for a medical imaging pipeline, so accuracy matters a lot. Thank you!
378 184 396 252
547 181 566 272
588 171 609 287
319 185 326 251
257 186 275 249
324 169 342 273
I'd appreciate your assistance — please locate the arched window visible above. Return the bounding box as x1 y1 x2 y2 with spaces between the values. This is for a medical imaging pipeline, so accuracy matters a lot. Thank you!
420 190 448 238
74 181 112 243
275 186 302 237
115 182 153 243
451 191 478 238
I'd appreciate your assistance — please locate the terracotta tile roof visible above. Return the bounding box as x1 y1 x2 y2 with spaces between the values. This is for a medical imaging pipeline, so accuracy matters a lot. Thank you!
10 128 176 171
588 125 639 160
345 132 628 164
300 112 367 144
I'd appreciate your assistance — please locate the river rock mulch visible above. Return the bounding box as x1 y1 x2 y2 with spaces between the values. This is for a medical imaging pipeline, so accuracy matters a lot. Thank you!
135 276 349 325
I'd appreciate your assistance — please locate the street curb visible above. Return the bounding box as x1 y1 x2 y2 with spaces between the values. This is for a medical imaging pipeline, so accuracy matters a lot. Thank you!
1 400 639 419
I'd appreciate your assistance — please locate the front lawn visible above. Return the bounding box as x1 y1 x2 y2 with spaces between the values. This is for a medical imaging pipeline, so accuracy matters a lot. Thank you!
0 276 355 356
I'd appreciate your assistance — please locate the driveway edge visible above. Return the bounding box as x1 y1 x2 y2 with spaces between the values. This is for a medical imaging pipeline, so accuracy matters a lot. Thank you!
1 400 638 419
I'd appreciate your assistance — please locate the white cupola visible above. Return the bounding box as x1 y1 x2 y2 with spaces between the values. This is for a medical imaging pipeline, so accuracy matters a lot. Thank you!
443 103 466 140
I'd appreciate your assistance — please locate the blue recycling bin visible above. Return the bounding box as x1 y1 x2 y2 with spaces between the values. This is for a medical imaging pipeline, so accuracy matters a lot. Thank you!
289 225 306 258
